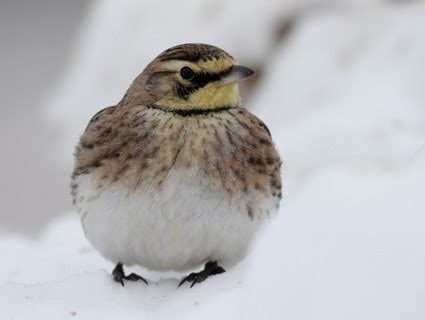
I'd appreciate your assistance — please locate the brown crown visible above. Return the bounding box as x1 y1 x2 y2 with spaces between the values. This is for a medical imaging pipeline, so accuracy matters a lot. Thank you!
156 43 233 62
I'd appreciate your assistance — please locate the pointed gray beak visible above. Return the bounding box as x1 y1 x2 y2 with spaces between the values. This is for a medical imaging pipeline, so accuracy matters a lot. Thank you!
220 65 255 84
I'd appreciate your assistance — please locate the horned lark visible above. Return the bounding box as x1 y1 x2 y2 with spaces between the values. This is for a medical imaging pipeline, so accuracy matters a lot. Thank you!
71 43 282 288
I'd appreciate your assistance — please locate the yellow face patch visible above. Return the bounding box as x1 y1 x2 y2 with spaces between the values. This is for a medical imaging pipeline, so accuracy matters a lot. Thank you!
155 56 240 110
157 82 240 110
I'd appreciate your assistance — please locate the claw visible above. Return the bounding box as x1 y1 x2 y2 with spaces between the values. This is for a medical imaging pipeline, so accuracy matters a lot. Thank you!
115 276 125 287
178 272 196 287
125 272 148 285
112 263 148 286
179 261 225 288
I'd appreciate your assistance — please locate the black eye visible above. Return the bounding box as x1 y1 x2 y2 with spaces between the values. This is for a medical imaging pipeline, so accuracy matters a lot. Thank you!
180 67 194 80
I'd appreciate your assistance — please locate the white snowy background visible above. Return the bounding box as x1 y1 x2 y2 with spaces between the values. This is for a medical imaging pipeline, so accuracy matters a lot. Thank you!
1 0 425 319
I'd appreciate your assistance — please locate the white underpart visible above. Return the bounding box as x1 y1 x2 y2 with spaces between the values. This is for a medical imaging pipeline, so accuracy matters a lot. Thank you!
76 169 275 272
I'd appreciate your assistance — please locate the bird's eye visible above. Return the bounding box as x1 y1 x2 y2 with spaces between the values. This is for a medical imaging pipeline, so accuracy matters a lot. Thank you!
180 67 194 80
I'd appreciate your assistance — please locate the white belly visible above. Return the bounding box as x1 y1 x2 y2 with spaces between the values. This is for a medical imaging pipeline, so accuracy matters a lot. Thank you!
76 169 273 272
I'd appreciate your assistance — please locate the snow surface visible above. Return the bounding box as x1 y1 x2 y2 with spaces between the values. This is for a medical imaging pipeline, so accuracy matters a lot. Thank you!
2 158 425 319
2 1 425 319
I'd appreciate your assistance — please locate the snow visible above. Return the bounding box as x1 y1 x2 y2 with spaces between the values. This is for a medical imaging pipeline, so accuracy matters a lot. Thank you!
252 3 425 186
3 0 425 319
2 157 425 319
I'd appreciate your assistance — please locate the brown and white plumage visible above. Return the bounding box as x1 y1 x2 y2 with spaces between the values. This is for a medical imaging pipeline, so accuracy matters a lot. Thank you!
71 43 282 287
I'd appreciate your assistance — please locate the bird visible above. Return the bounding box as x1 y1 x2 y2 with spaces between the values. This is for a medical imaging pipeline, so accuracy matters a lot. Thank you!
71 43 282 288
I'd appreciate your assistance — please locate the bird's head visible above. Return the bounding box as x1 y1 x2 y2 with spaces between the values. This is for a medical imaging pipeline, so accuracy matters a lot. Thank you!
120 43 254 110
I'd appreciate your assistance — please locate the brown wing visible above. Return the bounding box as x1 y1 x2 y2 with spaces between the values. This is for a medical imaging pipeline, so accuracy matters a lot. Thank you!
220 107 282 202
72 105 118 177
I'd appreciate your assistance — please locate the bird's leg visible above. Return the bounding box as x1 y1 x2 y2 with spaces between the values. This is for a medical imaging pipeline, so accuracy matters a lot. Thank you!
112 263 148 286
178 261 225 288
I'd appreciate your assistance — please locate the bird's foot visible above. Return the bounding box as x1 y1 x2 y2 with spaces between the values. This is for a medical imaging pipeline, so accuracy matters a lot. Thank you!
179 261 225 288
112 263 148 286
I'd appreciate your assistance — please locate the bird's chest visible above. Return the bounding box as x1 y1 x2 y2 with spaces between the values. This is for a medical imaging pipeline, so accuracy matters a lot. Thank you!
72 111 278 271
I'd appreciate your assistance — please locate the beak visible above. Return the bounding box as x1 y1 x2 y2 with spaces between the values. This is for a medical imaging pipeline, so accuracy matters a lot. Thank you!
220 65 255 84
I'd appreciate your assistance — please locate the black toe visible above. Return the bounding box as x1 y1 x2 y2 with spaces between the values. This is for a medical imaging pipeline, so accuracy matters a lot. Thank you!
112 263 148 286
179 261 226 288
124 272 148 284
